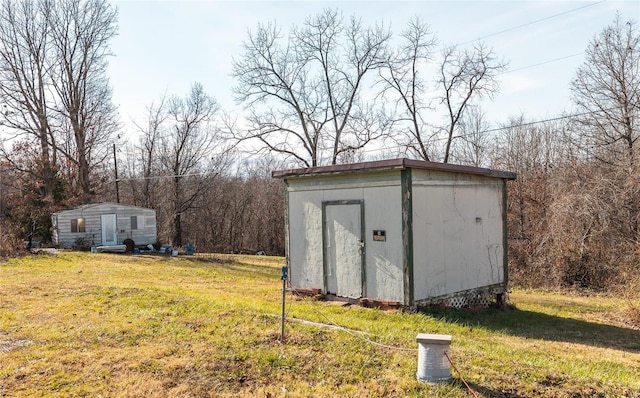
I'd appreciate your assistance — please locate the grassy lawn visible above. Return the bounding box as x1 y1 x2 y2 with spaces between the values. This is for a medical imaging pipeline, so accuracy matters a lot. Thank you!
1 252 639 397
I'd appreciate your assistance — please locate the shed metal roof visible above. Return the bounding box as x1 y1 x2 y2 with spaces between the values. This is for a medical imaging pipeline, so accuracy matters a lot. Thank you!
272 158 516 180
52 202 155 216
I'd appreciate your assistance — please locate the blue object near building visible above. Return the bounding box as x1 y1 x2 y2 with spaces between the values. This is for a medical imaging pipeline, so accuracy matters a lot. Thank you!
185 244 195 255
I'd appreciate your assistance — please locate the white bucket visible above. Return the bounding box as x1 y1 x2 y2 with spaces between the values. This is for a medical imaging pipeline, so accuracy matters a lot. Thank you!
416 333 452 383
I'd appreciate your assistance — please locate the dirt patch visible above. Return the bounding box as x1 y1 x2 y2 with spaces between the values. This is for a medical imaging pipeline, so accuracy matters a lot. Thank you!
0 333 32 353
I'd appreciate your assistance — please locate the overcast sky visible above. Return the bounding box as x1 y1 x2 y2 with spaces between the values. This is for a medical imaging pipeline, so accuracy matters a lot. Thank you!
108 0 640 146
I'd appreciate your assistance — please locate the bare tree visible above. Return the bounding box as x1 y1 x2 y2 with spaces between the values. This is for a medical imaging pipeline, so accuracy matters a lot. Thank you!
0 0 118 203
571 14 639 167
0 0 117 244
160 83 224 247
378 16 437 161
571 15 640 247
379 17 506 163
451 105 491 167
484 14 639 292
492 117 567 287
232 8 391 167
0 0 57 198
48 0 119 201
545 163 633 289
439 43 506 163
133 94 168 208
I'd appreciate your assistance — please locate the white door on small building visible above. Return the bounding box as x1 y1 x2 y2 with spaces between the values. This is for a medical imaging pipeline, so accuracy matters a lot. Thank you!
101 214 117 246
323 201 364 299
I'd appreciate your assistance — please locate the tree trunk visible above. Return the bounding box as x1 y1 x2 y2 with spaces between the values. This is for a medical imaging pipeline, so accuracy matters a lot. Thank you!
173 175 182 246
39 128 54 199
174 212 182 247
74 127 92 202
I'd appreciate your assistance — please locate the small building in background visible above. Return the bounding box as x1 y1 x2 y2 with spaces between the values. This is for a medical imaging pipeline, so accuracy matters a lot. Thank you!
51 202 157 249
272 158 516 308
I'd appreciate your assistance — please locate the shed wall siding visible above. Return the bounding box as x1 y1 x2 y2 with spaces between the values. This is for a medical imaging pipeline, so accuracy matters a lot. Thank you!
286 171 404 302
54 203 156 248
51 215 59 245
411 170 505 301
278 160 512 305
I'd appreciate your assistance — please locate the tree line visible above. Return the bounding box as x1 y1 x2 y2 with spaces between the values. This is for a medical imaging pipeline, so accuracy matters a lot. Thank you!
0 2 638 292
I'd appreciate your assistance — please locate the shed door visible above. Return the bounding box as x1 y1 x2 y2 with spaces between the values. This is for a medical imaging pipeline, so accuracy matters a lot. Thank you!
101 214 117 246
323 202 364 299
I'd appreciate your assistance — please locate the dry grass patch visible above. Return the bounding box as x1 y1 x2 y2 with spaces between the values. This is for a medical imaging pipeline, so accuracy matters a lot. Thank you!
1 252 639 397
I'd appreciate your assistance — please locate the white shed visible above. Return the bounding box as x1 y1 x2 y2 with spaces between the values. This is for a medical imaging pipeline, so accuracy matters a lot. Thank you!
51 202 157 249
272 158 516 307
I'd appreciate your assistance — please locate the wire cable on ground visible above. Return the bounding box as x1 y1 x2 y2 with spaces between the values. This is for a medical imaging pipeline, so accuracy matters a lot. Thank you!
288 287 418 352
284 285 481 393
445 351 479 398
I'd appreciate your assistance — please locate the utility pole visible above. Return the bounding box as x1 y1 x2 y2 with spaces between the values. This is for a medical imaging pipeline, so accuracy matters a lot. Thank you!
113 142 120 203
